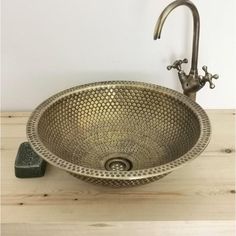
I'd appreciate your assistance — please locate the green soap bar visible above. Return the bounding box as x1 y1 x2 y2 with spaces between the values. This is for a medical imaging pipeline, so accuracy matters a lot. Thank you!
15 142 47 178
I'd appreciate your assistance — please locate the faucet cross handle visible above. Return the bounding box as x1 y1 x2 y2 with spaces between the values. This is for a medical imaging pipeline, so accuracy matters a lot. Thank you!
167 58 188 72
200 65 219 89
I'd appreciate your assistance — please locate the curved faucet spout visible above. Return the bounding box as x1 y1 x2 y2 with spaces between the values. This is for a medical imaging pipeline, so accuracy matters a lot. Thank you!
154 0 200 75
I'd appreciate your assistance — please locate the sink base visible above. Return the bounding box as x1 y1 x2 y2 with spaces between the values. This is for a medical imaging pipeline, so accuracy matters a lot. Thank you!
69 172 170 188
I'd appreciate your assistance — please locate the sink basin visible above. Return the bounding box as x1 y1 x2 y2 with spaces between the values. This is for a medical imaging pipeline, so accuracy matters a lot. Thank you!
27 81 211 187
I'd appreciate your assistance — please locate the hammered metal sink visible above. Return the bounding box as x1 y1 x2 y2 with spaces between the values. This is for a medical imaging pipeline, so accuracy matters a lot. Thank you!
25 0 218 187
27 81 210 187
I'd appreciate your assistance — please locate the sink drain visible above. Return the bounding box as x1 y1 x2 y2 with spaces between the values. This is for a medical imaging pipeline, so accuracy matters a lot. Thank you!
105 158 132 171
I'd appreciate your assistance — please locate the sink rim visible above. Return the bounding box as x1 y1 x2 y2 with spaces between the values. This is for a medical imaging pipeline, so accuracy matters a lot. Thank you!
26 80 211 180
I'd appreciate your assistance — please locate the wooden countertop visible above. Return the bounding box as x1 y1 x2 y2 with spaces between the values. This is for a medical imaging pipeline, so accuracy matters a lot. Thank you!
1 110 235 235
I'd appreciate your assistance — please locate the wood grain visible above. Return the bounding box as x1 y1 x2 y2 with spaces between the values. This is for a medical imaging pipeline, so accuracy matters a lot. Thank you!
2 221 235 236
1 110 235 235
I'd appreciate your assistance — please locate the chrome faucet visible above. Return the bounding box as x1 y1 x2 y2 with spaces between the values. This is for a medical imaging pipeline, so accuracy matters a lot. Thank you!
154 0 218 100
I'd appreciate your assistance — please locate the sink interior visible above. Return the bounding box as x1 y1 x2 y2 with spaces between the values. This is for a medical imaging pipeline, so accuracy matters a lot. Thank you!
36 83 201 171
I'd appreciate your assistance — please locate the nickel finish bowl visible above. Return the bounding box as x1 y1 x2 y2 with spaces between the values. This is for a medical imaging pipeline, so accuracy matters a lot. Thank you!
27 81 211 187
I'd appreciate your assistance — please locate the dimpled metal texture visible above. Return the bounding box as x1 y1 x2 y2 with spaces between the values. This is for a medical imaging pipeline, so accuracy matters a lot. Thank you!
27 81 211 187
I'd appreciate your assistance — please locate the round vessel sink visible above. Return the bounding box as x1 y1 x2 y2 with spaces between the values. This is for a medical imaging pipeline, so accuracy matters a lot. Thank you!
27 81 211 187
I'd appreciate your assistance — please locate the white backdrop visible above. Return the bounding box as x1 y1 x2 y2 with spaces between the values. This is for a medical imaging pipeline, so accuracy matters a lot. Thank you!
2 0 236 110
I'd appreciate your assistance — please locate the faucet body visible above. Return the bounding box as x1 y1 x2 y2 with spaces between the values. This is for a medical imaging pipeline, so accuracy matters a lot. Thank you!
154 0 218 101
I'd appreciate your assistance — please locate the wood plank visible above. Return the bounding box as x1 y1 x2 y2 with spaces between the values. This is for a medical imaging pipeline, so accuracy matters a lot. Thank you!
1 151 235 222
1 124 27 138
1 111 235 224
0 112 31 125
1 112 31 117
2 221 235 236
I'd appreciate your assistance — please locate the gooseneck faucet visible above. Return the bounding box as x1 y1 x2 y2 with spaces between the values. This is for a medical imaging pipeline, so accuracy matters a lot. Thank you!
154 0 218 101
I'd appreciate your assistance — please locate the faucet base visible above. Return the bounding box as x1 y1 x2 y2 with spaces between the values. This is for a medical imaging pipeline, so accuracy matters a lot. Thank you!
184 92 196 101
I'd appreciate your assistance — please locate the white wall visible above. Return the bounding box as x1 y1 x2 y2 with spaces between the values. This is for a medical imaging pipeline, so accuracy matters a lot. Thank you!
2 0 236 111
